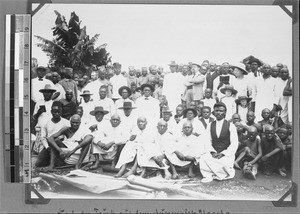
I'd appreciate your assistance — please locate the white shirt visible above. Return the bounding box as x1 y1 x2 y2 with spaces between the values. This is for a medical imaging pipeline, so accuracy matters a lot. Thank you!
33 100 53 128
110 74 128 99
94 97 116 120
40 117 70 149
79 101 95 124
31 78 55 102
135 96 160 126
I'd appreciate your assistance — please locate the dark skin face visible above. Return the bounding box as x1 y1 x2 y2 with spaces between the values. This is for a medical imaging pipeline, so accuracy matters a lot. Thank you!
95 112 104 122
82 95 91 103
65 91 73 102
186 110 195 120
162 112 172 122
271 67 280 78
176 107 184 117
51 106 62 121
36 69 46 79
250 62 259 72
202 108 211 119
261 65 271 78
123 108 132 117
70 116 81 132
246 111 255 123
110 115 121 127
137 117 147 130
157 121 168 135
214 106 226 121
204 89 212 99
143 87 151 97
182 123 193 136
265 126 275 140
121 89 129 99
99 88 107 99
261 109 271 120
247 127 258 141
280 68 289 81
99 71 106 80
277 128 288 141
76 108 83 117
43 91 54 101
232 114 241 124
51 74 59 84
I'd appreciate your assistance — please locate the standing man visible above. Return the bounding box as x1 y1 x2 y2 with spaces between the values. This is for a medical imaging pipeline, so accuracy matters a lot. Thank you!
94 85 115 120
162 61 185 113
110 63 128 102
31 66 56 108
199 102 239 183
59 67 78 104
135 84 160 129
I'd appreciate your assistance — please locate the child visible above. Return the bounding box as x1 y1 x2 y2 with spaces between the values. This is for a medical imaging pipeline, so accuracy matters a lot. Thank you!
234 121 248 150
260 124 284 176
235 96 252 122
234 126 262 179
219 85 237 121
276 126 292 177
201 88 216 111
198 106 214 129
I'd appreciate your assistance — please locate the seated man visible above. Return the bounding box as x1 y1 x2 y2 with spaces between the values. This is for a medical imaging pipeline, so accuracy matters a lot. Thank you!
167 121 206 179
46 114 93 170
234 126 262 179
118 102 138 134
199 102 239 183
35 101 70 168
277 126 292 176
260 124 284 176
92 114 130 171
115 117 156 178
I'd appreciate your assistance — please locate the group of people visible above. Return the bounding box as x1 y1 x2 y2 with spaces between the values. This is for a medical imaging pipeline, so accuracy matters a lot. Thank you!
31 57 293 183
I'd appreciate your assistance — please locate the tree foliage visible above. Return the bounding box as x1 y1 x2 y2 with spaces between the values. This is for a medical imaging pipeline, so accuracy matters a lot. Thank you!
35 10 111 74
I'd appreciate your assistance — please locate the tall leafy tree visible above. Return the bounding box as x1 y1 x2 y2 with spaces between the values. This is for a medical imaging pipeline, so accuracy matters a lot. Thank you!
35 10 111 75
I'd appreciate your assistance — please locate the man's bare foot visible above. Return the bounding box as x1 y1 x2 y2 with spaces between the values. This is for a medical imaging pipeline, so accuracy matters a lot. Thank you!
114 173 123 178
164 170 172 180
278 168 287 177
42 166 54 172
234 162 241 170
122 171 134 178
89 161 100 170
140 168 147 178
188 171 195 178
171 173 179 179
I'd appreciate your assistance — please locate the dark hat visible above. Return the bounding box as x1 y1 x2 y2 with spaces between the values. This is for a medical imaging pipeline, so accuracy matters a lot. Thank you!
140 84 155 92
231 63 248 75
214 102 227 111
90 106 109 116
161 106 173 114
80 90 93 96
118 102 136 110
113 62 122 69
248 58 262 67
220 85 237 95
33 66 50 73
183 108 198 118
39 84 56 93
235 96 252 105
118 86 132 96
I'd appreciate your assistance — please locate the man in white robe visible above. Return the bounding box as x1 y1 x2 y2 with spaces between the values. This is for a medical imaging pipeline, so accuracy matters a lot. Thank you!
199 102 239 183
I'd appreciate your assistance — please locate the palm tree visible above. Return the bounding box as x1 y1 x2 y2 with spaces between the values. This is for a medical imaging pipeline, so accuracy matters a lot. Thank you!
35 10 111 76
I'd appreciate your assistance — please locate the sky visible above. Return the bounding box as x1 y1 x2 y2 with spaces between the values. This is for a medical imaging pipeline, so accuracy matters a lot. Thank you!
32 3 293 72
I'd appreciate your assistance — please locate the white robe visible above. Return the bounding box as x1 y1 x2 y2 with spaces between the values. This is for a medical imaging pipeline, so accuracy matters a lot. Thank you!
199 120 239 180
162 72 185 113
